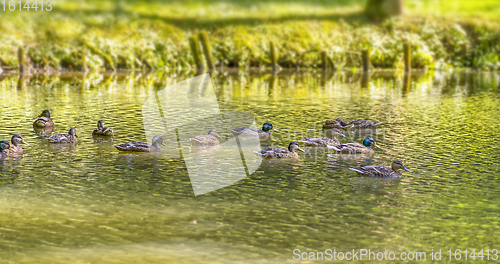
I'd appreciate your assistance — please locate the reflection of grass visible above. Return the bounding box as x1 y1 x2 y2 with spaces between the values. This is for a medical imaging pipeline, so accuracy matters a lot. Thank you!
0 0 499 71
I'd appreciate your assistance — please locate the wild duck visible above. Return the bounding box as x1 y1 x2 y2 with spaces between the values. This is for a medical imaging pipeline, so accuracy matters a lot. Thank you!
33 110 55 129
328 137 379 154
189 129 221 146
227 122 278 141
254 141 304 159
5 134 29 155
47 127 78 144
336 118 382 128
349 160 410 177
114 135 165 152
92 120 114 137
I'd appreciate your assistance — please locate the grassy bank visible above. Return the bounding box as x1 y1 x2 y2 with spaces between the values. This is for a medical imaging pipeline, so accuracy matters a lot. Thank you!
0 0 499 72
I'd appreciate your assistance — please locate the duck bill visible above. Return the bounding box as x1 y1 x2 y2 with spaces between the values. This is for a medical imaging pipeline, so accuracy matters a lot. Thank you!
374 143 381 149
272 128 279 132
75 134 79 138
161 142 167 147
402 166 410 172
297 148 305 152
22 140 30 145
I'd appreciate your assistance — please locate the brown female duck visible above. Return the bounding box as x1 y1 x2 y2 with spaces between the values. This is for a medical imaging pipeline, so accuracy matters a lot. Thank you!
254 141 304 159
349 160 410 177
189 129 221 146
92 120 114 137
114 135 165 152
48 127 78 144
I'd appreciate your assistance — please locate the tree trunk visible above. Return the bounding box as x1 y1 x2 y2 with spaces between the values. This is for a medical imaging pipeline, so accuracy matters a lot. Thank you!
365 0 403 21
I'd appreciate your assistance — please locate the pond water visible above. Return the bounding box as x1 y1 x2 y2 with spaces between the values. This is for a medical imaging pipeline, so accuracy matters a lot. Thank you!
0 70 499 263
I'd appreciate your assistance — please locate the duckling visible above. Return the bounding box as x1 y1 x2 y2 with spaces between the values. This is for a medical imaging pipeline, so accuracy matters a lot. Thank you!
114 135 165 152
5 134 29 155
33 110 55 129
0 140 13 158
349 160 410 177
328 137 379 154
47 127 78 144
189 129 221 146
92 120 114 137
336 118 382 128
254 141 304 159
298 129 345 148
227 122 278 141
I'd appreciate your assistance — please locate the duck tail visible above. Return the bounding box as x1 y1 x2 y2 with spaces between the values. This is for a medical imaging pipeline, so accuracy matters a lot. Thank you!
226 128 240 134
373 122 383 126
349 168 365 175
189 138 202 144
253 151 264 156
342 123 355 129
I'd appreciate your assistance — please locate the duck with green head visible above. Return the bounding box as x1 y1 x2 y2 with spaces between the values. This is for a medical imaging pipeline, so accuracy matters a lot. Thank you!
0 140 13 158
92 120 114 137
299 129 345 148
5 134 29 155
189 129 221 146
349 160 410 177
228 122 278 141
33 110 55 128
114 135 165 152
328 137 379 154
254 141 304 159
48 127 78 144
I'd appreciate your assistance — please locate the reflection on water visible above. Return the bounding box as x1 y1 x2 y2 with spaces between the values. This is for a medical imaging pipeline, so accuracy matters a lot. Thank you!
0 71 500 263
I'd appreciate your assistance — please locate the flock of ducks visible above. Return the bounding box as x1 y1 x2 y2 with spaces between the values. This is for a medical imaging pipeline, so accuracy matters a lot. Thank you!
0 110 410 177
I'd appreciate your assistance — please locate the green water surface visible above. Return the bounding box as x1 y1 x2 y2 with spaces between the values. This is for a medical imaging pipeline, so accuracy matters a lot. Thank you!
0 71 499 263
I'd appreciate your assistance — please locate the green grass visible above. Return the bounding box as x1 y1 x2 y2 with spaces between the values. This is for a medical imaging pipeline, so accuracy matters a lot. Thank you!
0 0 499 71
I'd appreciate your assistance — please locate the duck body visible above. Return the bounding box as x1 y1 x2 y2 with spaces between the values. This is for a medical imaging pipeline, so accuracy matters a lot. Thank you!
228 122 277 141
114 135 164 152
33 110 55 128
328 137 378 154
254 141 304 159
349 160 410 177
48 128 78 144
5 134 29 155
336 118 382 129
92 120 114 137
189 129 221 146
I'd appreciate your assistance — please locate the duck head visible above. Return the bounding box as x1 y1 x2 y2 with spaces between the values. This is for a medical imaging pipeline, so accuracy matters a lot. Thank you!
97 120 104 129
38 110 51 118
288 141 304 153
69 127 78 138
262 122 278 133
152 135 166 147
362 137 379 149
11 134 29 147
208 129 222 138
392 160 410 172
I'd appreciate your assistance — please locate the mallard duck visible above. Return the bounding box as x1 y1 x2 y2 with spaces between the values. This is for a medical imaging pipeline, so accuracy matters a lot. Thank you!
5 134 29 155
0 140 13 158
254 141 304 159
336 118 382 128
114 135 165 152
92 120 114 137
349 160 410 177
227 122 278 141
33 110 55 128
47 127 78 143
328 137 379 154
323 119 351 130
189 129 221 146
299 129 345 147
